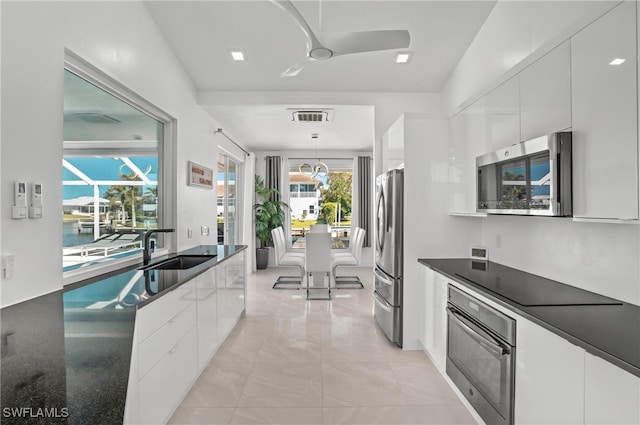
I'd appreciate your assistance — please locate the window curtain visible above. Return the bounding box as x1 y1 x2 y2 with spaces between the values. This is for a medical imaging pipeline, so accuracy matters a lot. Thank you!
265 155 281 202
355 156 372 247
264 155 293 248
244 153 256 273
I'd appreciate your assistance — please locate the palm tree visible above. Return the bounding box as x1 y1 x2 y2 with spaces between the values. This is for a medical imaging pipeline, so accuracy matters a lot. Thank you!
103 169 144 228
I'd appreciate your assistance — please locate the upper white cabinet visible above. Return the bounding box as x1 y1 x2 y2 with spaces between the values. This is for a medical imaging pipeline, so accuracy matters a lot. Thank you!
584 353 640 425
520 40 572 141
381 116 405 171
449 98 487 215
571 0 639 220
485 76 520 151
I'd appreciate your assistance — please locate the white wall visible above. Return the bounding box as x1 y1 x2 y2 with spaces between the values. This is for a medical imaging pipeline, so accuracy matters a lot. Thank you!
0 1 245 307
440 0 640 305
402 115 482 350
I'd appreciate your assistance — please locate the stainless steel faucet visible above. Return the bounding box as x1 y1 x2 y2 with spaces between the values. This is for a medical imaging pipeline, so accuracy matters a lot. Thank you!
143 228 175 266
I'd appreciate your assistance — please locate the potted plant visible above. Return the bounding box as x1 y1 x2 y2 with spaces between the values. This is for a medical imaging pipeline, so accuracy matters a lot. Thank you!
253 175 288 269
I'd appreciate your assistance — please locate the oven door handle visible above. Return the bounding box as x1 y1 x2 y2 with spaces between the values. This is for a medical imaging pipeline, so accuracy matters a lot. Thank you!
447 307 511 356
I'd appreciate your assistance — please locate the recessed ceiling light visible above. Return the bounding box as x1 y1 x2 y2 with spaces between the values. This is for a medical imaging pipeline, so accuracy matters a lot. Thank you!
230 50 246 61
609 58 626 65
395 52 412 64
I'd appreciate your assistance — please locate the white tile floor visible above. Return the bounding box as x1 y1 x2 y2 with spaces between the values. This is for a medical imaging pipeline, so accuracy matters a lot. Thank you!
169 267 477 425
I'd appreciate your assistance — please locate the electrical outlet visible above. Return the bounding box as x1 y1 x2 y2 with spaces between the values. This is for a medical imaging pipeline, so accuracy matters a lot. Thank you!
3 255 15 279
201 225 209 236
187 228 193 239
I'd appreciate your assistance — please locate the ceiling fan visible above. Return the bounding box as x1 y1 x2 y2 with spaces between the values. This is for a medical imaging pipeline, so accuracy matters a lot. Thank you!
271 0 411 77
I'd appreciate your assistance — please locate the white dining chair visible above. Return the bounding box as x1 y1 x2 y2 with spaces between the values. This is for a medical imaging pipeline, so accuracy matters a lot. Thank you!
275 226 305 256
331 227 365 288
304 232 332 300
271 227 305 289
310 223 330 233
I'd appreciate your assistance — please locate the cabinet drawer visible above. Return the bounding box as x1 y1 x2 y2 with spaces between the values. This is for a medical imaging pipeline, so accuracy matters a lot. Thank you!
138 328 198 425
136 281 196 342
138 301 196 379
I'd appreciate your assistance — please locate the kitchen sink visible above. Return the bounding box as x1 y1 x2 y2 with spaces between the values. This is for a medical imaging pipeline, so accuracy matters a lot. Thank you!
146 255 216 270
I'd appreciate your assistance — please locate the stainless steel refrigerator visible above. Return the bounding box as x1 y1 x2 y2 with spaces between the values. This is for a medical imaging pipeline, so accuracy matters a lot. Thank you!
374 168 403 347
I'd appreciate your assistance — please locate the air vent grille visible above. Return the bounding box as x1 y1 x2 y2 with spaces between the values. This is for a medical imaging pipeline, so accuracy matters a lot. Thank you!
289 109 333 123
72 112 122 124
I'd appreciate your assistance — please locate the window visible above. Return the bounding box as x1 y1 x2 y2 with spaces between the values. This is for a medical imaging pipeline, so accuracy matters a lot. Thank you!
288 158 353 247
62 54 174 279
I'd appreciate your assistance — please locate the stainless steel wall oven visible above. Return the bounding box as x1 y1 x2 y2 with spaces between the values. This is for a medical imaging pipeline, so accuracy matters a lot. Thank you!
446 286 516 425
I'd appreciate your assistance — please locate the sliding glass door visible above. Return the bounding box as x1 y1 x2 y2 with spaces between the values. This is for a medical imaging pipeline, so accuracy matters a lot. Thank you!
217 152 240 245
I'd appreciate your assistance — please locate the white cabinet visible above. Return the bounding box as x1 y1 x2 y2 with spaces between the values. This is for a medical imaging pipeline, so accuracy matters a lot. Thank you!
196 268 218 370
515 316 585 424
132 280 198 425
419 268 448 372
381 115 405 171
139 328 198 425
217 251 246 340
520 40 572 140
448 99 487 215
584 353 640 425
571 0 639 220
485 76 520 151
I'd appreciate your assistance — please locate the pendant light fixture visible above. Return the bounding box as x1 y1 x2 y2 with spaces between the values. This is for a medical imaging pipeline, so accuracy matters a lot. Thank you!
299 133 329 178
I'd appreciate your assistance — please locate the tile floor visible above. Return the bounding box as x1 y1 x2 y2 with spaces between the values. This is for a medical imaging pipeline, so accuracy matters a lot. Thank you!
169 266 477 425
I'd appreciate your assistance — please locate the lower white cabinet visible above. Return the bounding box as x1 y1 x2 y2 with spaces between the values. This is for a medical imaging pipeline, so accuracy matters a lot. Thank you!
419 267 448 373
585 353 640 425
196 268 218 370
138 328 198 424
126 250 247 424
515 316 585 425
217 251 246 340
129 280 198 425
422 269 639 425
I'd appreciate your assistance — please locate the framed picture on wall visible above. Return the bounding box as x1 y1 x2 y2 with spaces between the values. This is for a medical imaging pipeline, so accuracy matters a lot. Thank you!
188 161 214 189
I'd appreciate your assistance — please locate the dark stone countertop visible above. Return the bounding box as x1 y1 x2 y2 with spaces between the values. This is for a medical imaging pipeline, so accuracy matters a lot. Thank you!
418 258 640 378
1 245 246 425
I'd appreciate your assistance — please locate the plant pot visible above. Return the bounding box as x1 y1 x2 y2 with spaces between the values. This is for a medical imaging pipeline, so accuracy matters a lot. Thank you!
256 247 269 269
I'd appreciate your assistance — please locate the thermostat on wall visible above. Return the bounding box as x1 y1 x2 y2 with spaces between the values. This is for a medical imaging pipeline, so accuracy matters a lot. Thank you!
471 246 489 261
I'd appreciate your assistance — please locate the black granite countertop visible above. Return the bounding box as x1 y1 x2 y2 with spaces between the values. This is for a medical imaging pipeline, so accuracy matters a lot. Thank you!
418 258 640 378
1 245 246 425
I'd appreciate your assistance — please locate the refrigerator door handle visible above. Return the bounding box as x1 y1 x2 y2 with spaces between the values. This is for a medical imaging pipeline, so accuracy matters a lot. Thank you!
374 291 393 312
374 268 394 286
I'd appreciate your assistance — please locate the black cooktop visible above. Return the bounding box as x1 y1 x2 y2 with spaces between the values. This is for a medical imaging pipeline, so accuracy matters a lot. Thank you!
453 260 622 307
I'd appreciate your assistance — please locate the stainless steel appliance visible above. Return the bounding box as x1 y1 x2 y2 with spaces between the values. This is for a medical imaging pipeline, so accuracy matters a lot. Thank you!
374 168 403 347
446 285 516 425
477 131 572 216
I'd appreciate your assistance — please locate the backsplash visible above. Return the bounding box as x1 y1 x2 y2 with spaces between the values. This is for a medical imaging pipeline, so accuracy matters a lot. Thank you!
481 215 640 306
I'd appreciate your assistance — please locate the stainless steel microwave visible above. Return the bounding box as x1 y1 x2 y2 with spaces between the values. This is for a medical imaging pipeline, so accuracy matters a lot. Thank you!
476 132 572 216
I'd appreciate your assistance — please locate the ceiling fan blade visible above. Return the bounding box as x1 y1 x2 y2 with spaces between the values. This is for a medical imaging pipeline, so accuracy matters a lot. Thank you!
271 0 325 54
322 30 411 57
280 61 306 78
